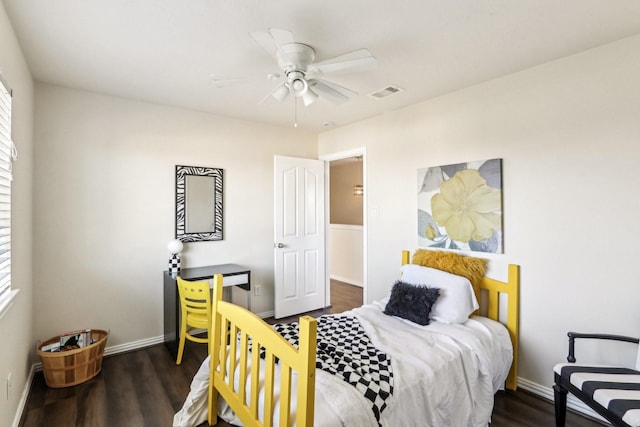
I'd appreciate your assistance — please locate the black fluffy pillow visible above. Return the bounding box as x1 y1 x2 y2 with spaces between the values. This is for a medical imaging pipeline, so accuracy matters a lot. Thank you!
383 281 440 325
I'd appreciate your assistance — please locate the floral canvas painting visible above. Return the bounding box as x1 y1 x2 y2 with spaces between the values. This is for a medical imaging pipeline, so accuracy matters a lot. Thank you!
417 158 503 253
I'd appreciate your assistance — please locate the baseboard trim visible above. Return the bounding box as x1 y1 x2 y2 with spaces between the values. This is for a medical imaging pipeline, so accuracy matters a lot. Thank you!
517 377 608 424
103 335 165 357
329 275 363 287
256 310 274 319
11 364 35 427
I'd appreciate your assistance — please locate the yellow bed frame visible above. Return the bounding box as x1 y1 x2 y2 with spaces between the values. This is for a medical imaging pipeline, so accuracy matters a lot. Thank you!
401 250 520 391
207 251 520 426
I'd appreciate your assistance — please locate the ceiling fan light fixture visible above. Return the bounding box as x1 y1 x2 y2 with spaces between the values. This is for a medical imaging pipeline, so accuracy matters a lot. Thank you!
301 87 318 106
287 71 308 97
292 78 306 93
272 83 290 103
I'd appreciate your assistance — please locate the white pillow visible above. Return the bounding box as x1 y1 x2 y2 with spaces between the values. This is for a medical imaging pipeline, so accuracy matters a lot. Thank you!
400 264 479 324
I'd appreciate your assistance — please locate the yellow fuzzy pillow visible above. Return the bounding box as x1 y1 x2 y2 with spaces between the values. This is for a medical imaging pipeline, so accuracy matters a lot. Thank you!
411 249 488 295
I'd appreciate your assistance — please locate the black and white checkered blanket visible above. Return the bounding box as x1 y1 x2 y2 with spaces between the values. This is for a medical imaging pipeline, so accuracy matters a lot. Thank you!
269 315 394 424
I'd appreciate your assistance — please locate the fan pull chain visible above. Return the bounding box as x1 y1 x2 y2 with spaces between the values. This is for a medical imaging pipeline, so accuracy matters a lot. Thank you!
294 97 298 128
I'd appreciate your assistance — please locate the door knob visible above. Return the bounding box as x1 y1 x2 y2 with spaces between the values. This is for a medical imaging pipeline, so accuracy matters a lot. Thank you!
274 243 285 248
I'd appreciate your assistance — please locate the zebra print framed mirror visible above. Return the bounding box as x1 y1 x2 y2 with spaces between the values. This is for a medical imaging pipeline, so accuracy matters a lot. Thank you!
175 165 223 242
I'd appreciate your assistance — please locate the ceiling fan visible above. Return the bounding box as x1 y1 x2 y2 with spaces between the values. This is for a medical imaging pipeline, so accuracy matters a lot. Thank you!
231 28 378 107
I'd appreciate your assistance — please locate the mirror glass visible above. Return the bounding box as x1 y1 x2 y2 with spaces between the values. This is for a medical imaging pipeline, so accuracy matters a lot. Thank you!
185 175 215 233
176 165 223 242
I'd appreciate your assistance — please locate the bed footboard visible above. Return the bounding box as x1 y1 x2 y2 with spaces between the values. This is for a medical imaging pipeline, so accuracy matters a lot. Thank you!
208 274 318 427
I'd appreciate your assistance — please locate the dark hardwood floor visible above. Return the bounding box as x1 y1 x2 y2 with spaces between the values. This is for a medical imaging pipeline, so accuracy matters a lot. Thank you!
20 281 604 427
282 279 363 320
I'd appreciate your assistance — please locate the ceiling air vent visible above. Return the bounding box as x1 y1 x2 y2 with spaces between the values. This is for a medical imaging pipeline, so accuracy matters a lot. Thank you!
369 85 404 99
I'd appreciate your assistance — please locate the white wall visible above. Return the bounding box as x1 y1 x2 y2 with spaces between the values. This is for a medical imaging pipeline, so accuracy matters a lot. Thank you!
0 2 34 426
33 84 317 349
329 224 363 286
319 35 640 390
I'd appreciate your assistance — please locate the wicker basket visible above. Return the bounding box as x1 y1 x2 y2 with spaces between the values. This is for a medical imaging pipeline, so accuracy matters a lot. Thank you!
37 329 108 388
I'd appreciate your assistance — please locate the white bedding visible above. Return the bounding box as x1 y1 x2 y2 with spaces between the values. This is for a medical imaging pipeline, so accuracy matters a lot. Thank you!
173 300 513 427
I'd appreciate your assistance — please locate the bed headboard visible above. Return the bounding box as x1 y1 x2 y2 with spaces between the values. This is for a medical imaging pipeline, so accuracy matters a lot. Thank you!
401 250 520 391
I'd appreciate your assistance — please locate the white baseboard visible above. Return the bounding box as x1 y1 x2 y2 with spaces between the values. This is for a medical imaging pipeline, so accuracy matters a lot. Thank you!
257 310 274 319
103 335 165 357
329 275 363 287
11 364 35 427
517 377 608 424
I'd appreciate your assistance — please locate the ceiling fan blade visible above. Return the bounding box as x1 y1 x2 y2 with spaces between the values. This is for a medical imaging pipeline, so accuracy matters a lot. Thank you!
268 28 297 65
260 82 290 105
307 48 377 77
251 28 297 64
249 30 278 58
269 28 295 46
211 71 281 88
308 79 357 105
210 75 250 88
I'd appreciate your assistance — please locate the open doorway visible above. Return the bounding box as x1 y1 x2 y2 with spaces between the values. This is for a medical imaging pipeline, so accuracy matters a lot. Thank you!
327 154 365 312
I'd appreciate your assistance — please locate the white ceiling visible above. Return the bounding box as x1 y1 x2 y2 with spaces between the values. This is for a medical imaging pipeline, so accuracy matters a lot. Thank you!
4 0 640 132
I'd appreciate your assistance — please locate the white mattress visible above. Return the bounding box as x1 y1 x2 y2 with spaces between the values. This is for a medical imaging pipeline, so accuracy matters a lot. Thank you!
174 300 513 427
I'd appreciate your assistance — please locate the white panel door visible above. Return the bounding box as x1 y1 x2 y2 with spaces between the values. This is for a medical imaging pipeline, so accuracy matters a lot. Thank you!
274 155 326 319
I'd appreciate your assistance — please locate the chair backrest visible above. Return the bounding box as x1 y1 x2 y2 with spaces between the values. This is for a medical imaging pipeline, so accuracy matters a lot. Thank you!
177 277 211 323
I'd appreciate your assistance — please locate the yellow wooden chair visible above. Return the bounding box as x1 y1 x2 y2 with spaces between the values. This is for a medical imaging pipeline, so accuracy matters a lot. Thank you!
176 276 212 365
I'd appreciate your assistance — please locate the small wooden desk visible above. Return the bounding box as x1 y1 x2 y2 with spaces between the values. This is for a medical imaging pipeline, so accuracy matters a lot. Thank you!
163 264 251 359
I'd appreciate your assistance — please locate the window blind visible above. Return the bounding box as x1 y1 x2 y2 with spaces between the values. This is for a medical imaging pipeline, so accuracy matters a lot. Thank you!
0 78 14 306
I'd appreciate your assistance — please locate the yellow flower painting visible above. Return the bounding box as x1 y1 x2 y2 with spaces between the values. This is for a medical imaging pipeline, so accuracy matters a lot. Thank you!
417 159 503 253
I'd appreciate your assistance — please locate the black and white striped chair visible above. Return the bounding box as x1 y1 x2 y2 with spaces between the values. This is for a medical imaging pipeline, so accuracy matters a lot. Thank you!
554 332 640 427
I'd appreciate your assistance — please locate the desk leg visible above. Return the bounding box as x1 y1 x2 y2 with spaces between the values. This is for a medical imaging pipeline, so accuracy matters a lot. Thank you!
226 286 252 311
224 287 231 303
163 273 179 360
